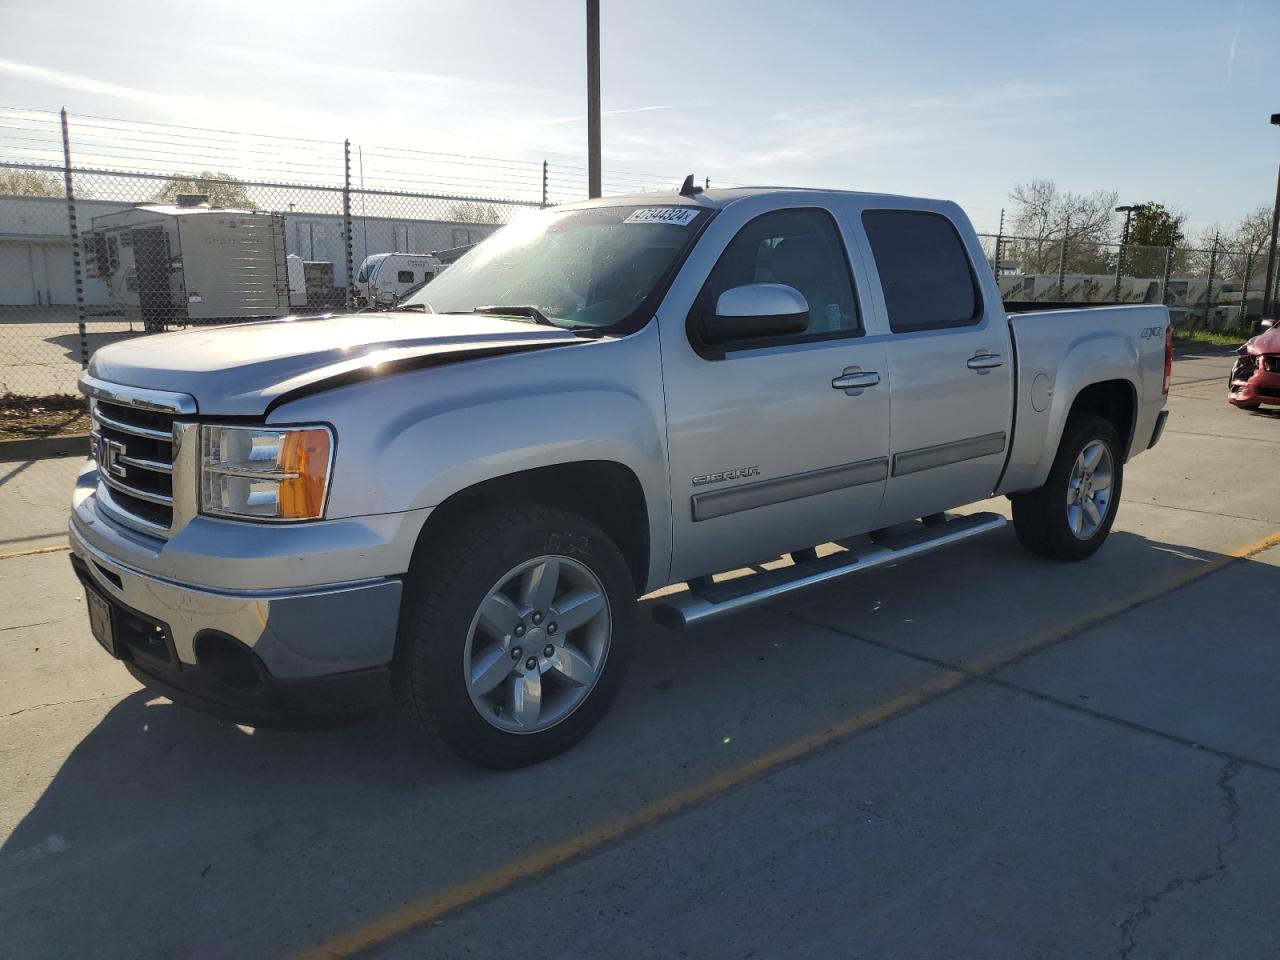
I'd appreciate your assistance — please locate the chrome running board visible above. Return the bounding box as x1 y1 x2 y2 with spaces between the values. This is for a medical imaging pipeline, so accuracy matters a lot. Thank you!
652 512 1007 631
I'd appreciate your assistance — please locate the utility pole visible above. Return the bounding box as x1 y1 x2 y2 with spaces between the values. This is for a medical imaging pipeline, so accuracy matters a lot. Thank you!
586 0 602 199
1262 113 1280 321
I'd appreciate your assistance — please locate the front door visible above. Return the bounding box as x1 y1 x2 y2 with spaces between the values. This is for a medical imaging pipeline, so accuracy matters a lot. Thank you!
661 205 891 583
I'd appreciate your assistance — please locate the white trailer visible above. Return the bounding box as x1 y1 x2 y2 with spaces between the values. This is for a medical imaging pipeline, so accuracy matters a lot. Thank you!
83 197 289 330
354 252 445 308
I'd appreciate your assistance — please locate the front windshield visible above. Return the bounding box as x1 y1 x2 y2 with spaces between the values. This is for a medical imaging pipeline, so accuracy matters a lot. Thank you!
401 204 709 330
357 253 388 284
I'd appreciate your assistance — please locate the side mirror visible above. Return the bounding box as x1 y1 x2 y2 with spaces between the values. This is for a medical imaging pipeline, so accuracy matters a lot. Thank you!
1261 317 1275 330
702 283 809 344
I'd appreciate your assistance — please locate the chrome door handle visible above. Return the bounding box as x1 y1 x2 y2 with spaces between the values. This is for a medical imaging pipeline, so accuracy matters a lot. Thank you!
831 371 881 391
967 353 1003 371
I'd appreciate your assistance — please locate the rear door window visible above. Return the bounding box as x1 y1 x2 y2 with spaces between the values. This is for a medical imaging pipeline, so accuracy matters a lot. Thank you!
861 210 982 333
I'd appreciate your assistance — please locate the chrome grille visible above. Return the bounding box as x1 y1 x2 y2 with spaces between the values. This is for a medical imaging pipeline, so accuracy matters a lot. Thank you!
1263 356 1280 374
81 375 197 540
91 399 176 532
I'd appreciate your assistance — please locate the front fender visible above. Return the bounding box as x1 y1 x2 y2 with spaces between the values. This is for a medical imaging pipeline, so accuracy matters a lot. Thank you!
271 326 671 583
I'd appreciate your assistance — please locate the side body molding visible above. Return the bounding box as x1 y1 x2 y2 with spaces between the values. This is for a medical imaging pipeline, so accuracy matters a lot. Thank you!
892 432 1007 477
691 457 888 522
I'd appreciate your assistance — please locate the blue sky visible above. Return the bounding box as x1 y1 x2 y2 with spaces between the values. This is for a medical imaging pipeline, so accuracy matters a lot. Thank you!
1 0 1276 231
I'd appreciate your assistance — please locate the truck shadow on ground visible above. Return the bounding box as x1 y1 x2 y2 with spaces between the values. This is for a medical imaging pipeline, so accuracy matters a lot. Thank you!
1 525 1269 954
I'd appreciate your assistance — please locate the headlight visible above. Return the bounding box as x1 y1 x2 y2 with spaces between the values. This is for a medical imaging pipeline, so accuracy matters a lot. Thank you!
200 424 333 521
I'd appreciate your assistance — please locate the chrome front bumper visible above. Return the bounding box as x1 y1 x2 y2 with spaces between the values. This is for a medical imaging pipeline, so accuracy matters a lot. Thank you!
69 464 411 681
70 521 402 680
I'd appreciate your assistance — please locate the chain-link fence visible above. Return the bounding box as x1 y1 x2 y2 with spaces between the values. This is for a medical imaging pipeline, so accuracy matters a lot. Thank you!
983 232 1277 332
0 109 686 401
3 107 1277 404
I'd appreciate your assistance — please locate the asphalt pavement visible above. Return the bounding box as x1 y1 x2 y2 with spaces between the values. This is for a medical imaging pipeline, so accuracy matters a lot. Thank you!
2 347 1278 960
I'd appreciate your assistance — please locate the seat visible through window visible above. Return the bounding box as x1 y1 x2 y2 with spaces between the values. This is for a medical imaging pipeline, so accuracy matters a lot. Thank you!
698 208 860 342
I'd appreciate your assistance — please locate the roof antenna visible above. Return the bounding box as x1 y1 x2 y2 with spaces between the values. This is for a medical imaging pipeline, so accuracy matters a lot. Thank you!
678 174 703 197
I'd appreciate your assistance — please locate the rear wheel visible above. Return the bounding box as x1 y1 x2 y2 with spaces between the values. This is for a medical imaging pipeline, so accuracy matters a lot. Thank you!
1011 413 1123 561
395 504 636 768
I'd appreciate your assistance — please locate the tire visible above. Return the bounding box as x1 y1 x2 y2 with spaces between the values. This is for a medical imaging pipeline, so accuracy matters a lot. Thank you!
394 504 637 769
1011 413 1123 561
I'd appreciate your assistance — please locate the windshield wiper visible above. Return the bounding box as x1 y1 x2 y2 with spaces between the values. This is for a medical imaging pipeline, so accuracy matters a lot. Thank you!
397 302 429 312
472 304 559 327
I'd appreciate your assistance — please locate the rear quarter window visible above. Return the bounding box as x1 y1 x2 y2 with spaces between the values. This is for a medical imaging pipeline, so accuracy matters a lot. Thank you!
861 210 982 333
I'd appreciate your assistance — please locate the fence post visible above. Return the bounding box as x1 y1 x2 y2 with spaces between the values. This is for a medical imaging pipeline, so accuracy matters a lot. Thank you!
59 108 89 372
1161 246 1173 306
342 139 354 312
1057 216 1070 302
993 208 1004 277
1204 234 1219 329
541 160 548 208
1113 244 1121 303
1240 252 1254 326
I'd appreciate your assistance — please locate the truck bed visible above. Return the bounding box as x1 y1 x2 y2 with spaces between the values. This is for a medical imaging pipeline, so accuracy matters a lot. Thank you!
998 303 1169 496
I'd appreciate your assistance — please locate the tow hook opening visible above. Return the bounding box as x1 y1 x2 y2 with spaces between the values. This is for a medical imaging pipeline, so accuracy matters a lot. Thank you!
194 632 267 695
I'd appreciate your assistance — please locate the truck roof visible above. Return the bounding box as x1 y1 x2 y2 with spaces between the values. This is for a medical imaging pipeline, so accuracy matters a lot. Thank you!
561 185 943 212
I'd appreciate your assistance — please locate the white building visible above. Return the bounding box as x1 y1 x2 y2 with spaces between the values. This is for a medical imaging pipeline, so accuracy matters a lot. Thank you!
0 194 501 308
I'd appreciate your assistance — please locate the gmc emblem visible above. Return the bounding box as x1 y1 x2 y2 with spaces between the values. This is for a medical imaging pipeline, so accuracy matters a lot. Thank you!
95 434 128 478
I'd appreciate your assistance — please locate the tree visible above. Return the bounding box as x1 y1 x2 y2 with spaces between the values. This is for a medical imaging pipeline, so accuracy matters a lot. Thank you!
1125 202 1187 279
1006 179 1119 274
1186 205 1274 285
0 168 63 197
446 201 501 224
151 171 253 208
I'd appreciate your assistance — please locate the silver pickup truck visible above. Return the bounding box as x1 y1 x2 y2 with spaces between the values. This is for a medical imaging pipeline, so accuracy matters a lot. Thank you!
70 186 1172 767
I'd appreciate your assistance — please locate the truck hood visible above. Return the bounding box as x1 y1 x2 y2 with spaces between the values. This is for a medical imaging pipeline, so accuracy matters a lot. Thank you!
87 312 580 416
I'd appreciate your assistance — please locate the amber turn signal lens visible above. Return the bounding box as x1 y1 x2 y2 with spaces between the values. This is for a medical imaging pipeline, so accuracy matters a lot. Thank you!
278 428 332 520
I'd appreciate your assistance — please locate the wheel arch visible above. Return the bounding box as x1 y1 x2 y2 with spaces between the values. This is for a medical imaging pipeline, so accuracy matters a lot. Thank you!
1065 378 1137 457
1001 367 1140 495
410 460 653 594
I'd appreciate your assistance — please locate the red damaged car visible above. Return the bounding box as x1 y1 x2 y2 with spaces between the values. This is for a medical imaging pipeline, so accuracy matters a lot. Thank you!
1229 321 1280 410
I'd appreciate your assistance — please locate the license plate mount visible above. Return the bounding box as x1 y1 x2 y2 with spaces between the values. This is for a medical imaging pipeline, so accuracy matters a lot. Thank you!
84 585 117 658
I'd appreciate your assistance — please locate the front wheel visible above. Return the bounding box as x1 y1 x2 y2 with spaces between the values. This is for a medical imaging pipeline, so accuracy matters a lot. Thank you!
395 504 636 768
1011 413 1123 561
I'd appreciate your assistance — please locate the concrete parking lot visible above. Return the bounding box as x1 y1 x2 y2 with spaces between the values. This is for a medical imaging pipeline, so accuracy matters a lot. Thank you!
2 347 1278 959
0 310 143 396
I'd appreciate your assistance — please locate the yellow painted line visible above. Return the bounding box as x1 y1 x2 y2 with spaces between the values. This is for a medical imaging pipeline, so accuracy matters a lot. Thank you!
286 526 1278 960
295 673 967 960
0 543 69 561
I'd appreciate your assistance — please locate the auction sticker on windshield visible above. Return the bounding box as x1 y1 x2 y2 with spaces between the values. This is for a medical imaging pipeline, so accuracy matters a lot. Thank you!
623 207 699 226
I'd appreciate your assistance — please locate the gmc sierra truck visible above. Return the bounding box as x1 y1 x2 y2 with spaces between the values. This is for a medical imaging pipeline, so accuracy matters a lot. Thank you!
70 186 1172 768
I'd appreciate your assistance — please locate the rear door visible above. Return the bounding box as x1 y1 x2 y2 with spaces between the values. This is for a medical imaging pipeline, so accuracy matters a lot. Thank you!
859 206 1013 524
661 202 891 583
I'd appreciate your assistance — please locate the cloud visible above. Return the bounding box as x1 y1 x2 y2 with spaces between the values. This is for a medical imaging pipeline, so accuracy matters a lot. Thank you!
0 58 173 106
533 105 674 127
183 43 468 92
588 82 1073 187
